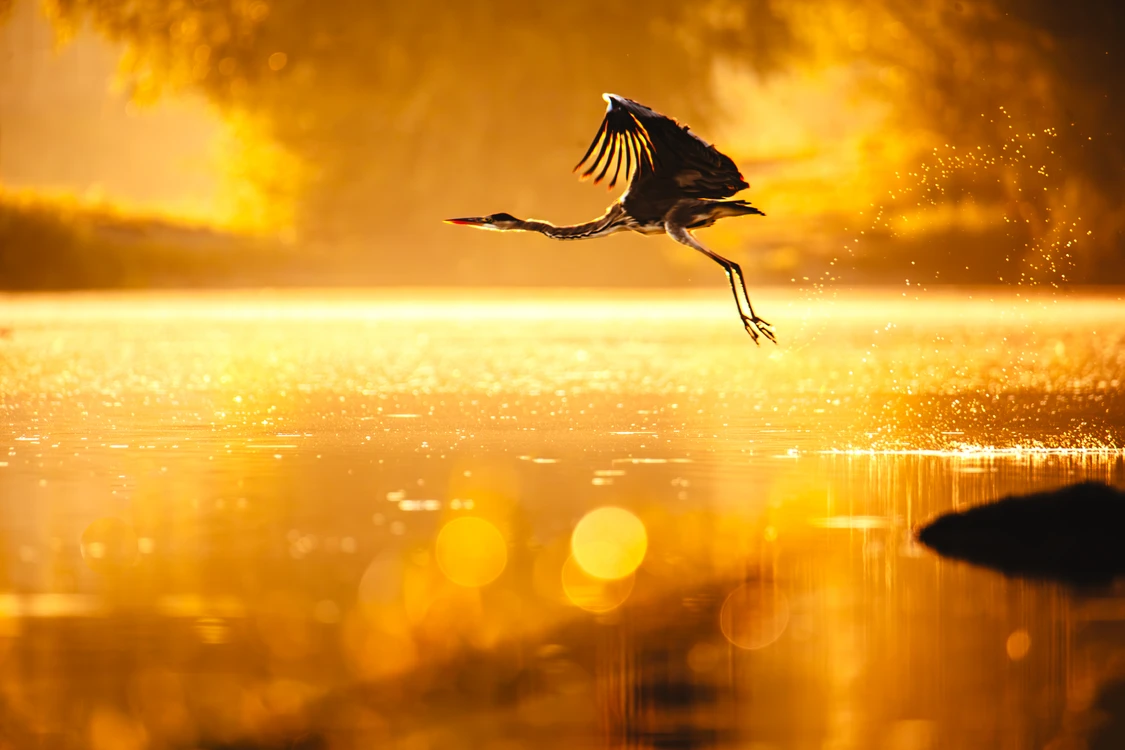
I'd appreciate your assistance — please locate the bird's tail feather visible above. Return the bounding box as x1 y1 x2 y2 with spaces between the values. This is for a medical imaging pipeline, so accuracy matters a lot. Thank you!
724 200 765 217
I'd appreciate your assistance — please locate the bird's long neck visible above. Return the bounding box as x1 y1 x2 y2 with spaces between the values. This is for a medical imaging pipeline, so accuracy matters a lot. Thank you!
513 207 626 241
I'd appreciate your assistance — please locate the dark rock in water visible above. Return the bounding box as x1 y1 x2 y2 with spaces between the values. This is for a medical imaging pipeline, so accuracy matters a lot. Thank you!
916 482 1125 585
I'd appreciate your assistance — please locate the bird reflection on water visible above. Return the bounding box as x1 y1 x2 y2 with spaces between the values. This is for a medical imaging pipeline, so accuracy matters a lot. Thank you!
0 290 1123 748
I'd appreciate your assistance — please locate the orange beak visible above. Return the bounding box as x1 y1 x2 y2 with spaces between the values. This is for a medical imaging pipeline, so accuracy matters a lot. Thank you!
444 217 487 226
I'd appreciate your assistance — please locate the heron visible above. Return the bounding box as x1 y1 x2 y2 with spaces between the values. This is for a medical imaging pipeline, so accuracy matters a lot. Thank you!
446 93 775 344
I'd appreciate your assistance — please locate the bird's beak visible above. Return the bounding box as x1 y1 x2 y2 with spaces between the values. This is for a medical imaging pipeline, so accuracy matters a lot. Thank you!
444 217 487 226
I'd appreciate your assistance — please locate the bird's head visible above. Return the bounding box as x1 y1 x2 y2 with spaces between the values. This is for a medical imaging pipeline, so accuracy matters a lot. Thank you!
444 212 521 231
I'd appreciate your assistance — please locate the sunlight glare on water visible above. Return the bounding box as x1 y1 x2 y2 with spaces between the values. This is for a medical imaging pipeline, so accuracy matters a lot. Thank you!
0 288 1124 749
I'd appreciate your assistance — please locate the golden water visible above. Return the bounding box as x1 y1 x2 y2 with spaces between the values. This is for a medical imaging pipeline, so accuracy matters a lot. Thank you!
0 289 1123 749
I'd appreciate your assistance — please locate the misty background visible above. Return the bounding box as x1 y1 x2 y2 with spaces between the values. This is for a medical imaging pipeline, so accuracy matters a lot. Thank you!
0 0 1122 289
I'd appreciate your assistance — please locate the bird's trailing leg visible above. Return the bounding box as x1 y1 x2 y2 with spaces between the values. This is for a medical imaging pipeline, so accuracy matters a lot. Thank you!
728 262 776 344
714 256 775 345
666 224 776 345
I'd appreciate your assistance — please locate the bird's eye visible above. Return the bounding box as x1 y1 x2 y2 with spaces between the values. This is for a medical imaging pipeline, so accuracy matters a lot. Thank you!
482 215 493 223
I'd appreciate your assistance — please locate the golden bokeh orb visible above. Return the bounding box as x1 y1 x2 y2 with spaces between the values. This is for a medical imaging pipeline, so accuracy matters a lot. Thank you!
719 582 790 650
570 506 647 580
357 550 405 605
80 517 139 574
1006 629 1031 661
687 641 724 674
435 517 507 587
560 555 634 613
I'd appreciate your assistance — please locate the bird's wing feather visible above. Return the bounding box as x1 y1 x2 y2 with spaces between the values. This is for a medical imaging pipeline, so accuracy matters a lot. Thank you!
573 97 654 190
574 94 748 199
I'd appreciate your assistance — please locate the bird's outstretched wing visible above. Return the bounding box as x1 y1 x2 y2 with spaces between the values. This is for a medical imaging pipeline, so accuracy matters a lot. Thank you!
573 93 748 199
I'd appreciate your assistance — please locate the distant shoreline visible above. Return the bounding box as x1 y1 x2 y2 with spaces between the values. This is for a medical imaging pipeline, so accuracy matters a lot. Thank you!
5 198 1124 291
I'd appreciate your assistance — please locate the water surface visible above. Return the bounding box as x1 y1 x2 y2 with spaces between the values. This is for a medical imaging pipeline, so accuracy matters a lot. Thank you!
1 288 1124 749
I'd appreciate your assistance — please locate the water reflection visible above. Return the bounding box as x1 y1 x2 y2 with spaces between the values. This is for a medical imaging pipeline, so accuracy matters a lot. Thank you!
0 291 1123 748
720 580 790 650
3 451 1124 748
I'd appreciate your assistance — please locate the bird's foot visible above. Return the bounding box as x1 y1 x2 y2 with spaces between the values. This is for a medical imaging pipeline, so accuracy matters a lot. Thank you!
742 315 777 346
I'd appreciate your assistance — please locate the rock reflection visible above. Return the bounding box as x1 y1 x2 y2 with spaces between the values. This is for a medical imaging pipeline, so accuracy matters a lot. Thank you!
1089 679 1125 750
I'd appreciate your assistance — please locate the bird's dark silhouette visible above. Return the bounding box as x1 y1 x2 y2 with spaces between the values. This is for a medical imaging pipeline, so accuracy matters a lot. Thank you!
446 93 775 344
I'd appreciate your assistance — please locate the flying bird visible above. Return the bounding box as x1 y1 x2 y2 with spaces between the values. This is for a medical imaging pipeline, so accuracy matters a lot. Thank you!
446 93 775 344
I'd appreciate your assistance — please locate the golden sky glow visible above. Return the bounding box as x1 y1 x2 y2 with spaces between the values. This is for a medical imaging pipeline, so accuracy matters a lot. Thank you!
0 2 225 219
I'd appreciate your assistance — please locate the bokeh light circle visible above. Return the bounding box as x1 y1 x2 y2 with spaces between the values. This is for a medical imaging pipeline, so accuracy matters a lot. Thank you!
1006 629 1031 661
687 641 724 674
570 506 647 580
357 550 405 605
719 582 790 650
560 555 634 613
435 517 507 587
80 517 139 574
